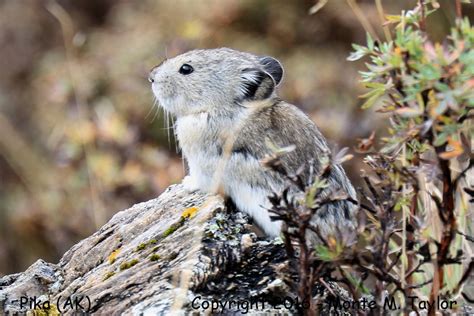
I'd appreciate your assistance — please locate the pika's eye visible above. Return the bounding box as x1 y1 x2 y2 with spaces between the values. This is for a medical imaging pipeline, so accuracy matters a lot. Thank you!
179 64 194 75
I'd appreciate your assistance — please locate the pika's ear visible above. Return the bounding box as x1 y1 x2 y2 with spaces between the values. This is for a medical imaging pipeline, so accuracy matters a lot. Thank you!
239 68 275 101
259 56 283 86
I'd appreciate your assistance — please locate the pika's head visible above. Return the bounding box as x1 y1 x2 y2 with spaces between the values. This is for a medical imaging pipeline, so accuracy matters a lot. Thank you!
149 48 283 117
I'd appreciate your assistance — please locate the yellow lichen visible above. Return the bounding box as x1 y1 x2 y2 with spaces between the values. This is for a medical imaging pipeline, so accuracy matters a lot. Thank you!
32 304 60 316
160 207 199 239
181 206 199 219
103 271 116 281
108 248 121 264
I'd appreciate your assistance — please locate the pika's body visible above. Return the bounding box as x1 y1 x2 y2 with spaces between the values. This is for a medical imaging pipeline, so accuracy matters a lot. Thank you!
149 48 356 238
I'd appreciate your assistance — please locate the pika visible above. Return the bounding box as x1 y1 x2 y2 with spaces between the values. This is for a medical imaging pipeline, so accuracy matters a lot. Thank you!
149 48 357 238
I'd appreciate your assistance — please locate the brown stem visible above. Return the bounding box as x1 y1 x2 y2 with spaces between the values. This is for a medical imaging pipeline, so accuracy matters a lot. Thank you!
455 0 463 19
419 0 426 32
406 152 420 298
406 188 418 294
428 146 457 316
298 222 315 315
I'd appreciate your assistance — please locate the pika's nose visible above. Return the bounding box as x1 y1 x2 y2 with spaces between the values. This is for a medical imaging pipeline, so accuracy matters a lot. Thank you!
149 61 164 83
148 66 159 83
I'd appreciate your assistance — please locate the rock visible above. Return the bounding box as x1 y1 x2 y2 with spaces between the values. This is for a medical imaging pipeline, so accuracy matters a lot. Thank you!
0 184 298 314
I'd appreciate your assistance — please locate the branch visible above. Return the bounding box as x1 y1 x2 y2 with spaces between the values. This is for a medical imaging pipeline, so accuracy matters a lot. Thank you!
455 0 463 19
418 0 426 32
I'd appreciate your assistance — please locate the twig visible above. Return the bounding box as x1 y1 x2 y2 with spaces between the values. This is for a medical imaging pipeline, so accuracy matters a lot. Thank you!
461 292 474 303
419 0 426 32
347 0 380 41
428 141 458 315
318 277 336 296
386 251 403 273
405 259 424 279
453 158 473 187
406 152 420 295
455 0 463 19
298 220 316 315
457 230 474 243
408 278 433 289
375 0 392 41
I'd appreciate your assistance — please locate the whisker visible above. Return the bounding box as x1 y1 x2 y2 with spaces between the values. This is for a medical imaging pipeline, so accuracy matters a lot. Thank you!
171 115 179 154
145 104 155 120
160 126 174 131
151 98 160 123
166 110 171 149
145 96 158 121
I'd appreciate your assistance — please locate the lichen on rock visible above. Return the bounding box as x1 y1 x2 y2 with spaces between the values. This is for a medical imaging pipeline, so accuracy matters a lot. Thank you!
0 184 342 314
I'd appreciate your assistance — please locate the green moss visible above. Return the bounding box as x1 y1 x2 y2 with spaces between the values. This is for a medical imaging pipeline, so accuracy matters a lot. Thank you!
158 211 197 240
151 246 159 252
135 239 159 252
119 259 139 271
103 271 116 281
162 217 186 238
150 253 161 261
162 225 178 238
136 243 147 251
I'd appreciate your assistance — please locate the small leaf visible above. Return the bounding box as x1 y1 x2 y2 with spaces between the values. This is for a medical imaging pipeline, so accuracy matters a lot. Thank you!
433 132 448 147
438 138 464 160
395 107 423 117
361 90 385 109
347 50 368 61
384 14 402 25
367 32 375 51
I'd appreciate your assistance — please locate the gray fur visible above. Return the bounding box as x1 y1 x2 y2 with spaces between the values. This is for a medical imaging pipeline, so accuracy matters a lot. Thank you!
149 48 357 240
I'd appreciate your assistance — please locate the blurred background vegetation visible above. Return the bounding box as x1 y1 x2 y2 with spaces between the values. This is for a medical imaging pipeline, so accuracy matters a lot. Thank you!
0 0 471 275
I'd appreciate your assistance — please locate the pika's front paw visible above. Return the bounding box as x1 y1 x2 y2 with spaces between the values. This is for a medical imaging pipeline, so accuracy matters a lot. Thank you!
182 175 200 193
